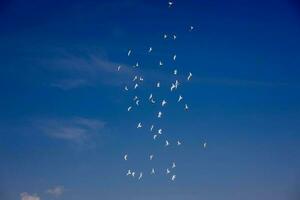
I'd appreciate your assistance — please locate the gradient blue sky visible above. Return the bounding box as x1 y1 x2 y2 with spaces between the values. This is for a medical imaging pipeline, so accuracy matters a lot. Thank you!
1 0 300 199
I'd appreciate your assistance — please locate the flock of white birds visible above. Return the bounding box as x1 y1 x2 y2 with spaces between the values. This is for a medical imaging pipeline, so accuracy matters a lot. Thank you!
118 1 207 182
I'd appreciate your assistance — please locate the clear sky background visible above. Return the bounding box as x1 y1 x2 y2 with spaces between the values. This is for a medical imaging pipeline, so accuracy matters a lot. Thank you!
0 0 300 200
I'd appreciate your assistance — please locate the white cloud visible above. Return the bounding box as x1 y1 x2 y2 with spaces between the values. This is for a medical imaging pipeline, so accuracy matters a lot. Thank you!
35 117 106 143
20 192 40 200
46 185 65 197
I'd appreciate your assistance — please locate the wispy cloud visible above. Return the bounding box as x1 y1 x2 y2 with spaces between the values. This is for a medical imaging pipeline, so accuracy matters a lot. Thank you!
20 192 40 200
46 185 65 197
34 117 106 143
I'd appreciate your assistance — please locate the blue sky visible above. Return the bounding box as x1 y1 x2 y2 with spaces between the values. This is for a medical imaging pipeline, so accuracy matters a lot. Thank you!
0 0 300 199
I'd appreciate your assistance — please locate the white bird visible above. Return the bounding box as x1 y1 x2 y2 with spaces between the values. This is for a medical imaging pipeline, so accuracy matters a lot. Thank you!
158 129 162 135
127 50 131 56
133 76 138 81
136 100 140 106
173 54 177 61
151 99 156 104
139 76 144 81
134 83 139 89
172 162 176 168
171 175 176 181
174 69 177 75
178 95 183 102
132 172 135 177
157 82 160 87
184 104 189 111
168 1 173 7
190 26 194 31
117 65 121 71
173 35 177 40
170 83 176 91
138 172 143 180
175 80 179 87
177 140 181 146
149 93 153 100
127 106 132 112
162 100 167 106
124 86 129 91
137 122 142 128
151 168 155 175
126 169 131 176
164 34 167 39
133 96 138 101
165 140 170 146
150 125 154 132
166 168 170 174
153 134 158 140
148 47 152 53
203 142 207 148
159 61 163 66
187 72 192 81
124 154 128 161
157 111 162 118
150 154 154 160
134 62 139 68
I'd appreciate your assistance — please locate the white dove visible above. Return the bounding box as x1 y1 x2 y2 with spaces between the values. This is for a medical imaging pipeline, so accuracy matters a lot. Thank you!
190 26 194 31
174 69 177 75
124 154 128 161
127 106 132 112
137 122 142 128
157 111 162 118
149 47 152 53
173 35 177 40
126 170 131 176
132 172 135 177
124 86 129 91
178 95 183 102
184 104 189 111
177 140 182 146
171 175 176 181
162 100 167 106
175 80 179 88
134 83 138 89
151 99 156 104
150 125 154 132
172 162 176 168
165 140 170 146
153 134 158 140
133 76 138 81
135 100 140 106
170 83 176 91
204 142 207 148
159 61 163 66
117 65 121 71
133 96 138 101
150 154 154 160
138 172 143 180
139 76 144 81
149 93 153 100
173 54 176 61
158 129 162 135
168 1 173 7
157 82 160 87
127 49 131 56
166 168 170 174
164 34 167 39
187 72 192 80
151 168 155 175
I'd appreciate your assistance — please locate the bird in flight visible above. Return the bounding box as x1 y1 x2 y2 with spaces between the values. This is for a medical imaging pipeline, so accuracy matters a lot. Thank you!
126 170 131 176
173 54 177 61
174 69 178 75
159 61 163 66
171 175 176 181
149 47 153 53
187 72 193 80
132 172 135 177
137 122 142 128
128 50 131 56
117 65 121 71
162 100 167 106
151 168 155 175
135 100 140 106
124 86 128 91
150 154 154 160
189 26 194 31
203 142 207 148
172 162 176 168
158 128 163 135
173 35 177 40
178 95 183 102
177 140 182 146
168 1 174 8
127 106 132 112
184 104 189 111
166 168 170 174
138 172 143 180
153 134 158 140
157 111 162 118
170 83 176 91
134 83 139 89
150 125 154 132
165 140 170 146
157 82 161 88
124 154 128 161
164 34 168 39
